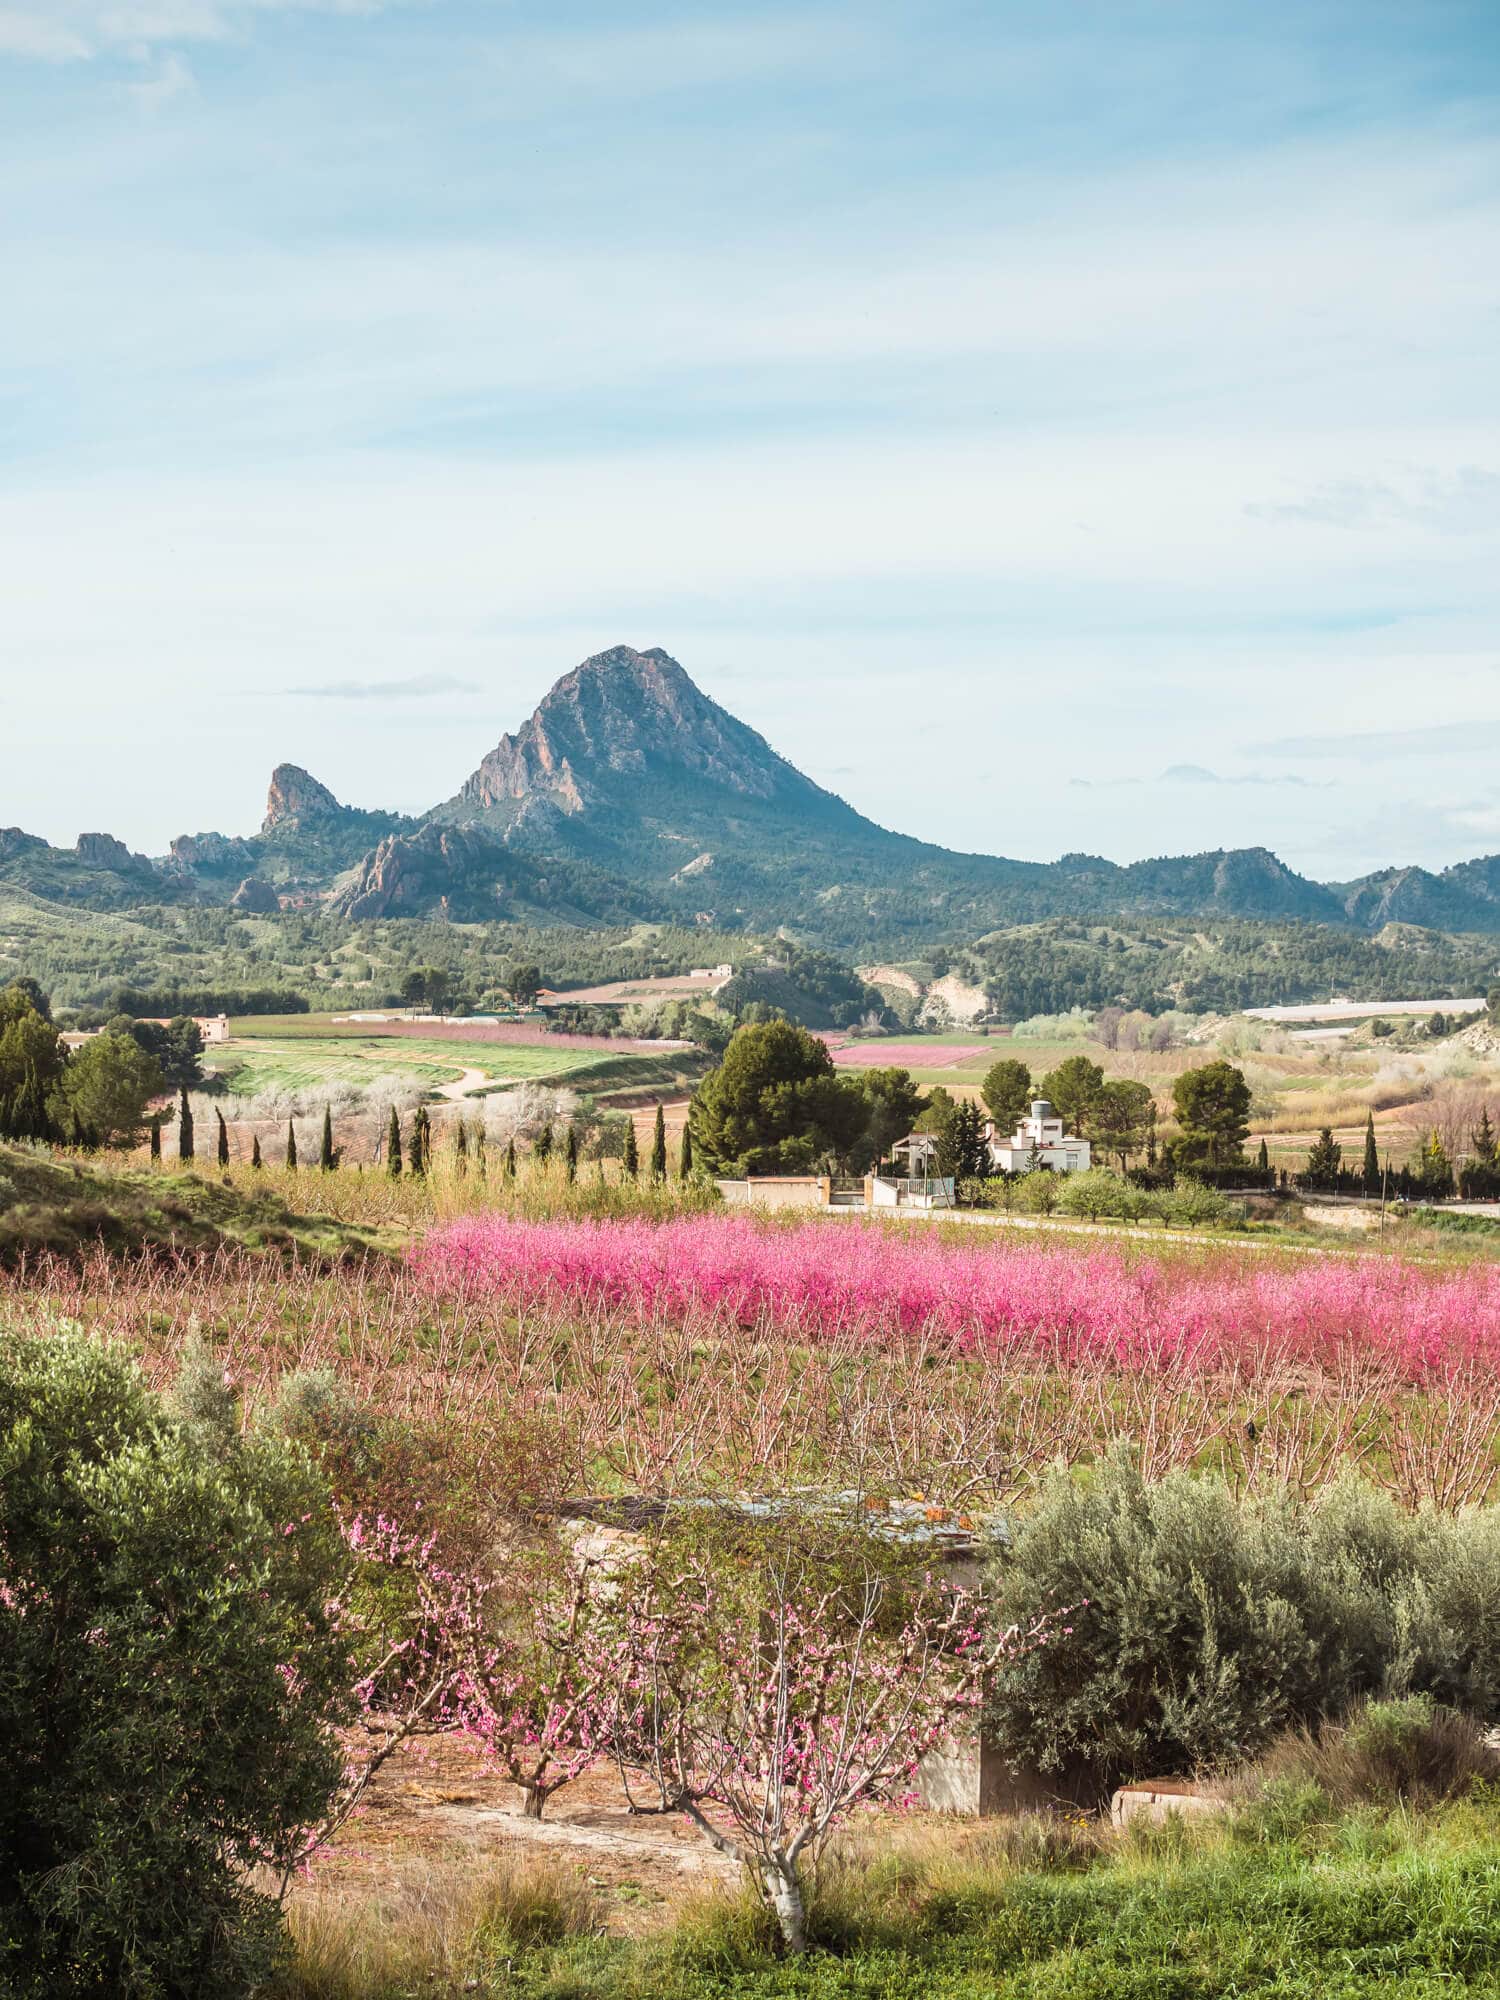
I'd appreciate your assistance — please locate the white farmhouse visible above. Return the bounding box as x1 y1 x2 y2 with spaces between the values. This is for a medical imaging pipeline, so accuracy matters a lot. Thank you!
986 1099 1091 1174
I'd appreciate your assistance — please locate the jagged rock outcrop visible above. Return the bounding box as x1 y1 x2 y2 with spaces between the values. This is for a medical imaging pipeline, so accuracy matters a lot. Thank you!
0 828 45 863
331 824 509 920
75 832 135 870
262 764 342 832
230 876 281 913
440 644 827 825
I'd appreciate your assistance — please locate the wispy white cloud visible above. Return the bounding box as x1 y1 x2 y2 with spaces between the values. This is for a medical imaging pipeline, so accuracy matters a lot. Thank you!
1248 467 1500 535
0 0 414 61
282 671 481 699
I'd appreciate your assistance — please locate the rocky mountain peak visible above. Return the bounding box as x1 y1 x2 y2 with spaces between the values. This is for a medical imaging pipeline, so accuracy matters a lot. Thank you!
262 764 342 833
442 644 823 824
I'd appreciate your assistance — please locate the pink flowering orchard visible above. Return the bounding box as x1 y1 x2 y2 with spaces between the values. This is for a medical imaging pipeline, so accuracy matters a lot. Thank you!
415 1212 1500 1377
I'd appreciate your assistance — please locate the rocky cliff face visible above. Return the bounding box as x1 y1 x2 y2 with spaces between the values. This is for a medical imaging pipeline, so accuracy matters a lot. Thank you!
332 824 508 920
230 876 282 913
262 764 343 832
442 644 829 824
75 832 136 870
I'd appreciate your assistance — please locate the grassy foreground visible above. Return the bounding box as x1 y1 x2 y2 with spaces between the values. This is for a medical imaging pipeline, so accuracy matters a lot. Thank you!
0 1143 393 1264
279 1792 1500 1999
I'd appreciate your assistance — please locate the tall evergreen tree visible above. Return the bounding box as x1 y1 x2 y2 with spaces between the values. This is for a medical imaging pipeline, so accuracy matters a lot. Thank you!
178 1087 194 1162
216 1109 230 1168
504 1137 517 1180
320 1107 335 1172
149 1113 161 1162
251 1134 262 1170
1363 1111 1380 1193
409 1110 426 1178
678 1122 694 1180
1472 1105 1498 1166
622 1120 640 1180
285 1120 298 1170
565 1123 578 1183
454 1120 468 1177
1257 1137 1270 1175
534 1122 553 1166
386 1106 403 1178
650 1105 668 1181
1304 1127 1342 1190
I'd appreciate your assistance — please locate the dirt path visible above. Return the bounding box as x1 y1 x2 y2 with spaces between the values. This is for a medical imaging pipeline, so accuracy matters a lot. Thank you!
434 1067 490 1101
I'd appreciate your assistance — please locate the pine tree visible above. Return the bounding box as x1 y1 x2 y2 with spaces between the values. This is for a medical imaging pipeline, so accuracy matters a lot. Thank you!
454 1120 468 1177
1256 1137 1269 1176
534 1123 553 1166
149 1113 161 1162
504 1137 517 1180
1363 1111 1380 1192
679 1122 694 1180
320 1106 335 1171
1304 1126 1341 1190
623 1120 640 1180
217 1109 229 1168
565 1124 578 1183
285 1120 298 1170
1473 1106 1498 1166
386 1106 403 1179
251 1134 262 1170
650 1104 668 1182
178 1086 194 1162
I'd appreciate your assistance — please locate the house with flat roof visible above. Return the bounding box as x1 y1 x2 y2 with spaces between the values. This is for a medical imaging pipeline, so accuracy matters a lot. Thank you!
986 1099 1090 1174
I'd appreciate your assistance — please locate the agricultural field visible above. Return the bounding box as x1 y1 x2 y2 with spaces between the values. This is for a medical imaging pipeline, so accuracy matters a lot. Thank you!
209 1032 612 1096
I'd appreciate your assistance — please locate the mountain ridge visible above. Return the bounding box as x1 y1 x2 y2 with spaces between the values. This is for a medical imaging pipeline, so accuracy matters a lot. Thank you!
5 644 1500 949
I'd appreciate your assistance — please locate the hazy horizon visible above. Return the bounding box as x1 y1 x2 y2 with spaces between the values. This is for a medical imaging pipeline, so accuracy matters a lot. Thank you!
2 2 1498 876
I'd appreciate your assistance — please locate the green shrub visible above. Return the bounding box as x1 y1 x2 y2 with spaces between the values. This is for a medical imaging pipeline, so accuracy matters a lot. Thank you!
0 1328 354 1998
1243 1695 1500 1815
985 1457 1500 1794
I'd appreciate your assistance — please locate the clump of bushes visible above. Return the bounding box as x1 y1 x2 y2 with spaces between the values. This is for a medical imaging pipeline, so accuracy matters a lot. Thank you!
1240 1694 1499 1816
986 1456 1500 1793
0 1328 355 1998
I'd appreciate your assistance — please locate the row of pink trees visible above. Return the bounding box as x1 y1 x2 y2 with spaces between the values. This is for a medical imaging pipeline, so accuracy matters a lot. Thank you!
313 1507 1059 1952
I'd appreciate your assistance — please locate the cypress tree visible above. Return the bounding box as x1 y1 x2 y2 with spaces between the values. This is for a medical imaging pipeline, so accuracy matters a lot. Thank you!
1256 1137 1269 1176
504 1137 517 1180
1473 1106 1497 1166
386 1107 403 1178
320 1106 335 1171
565 1123 578 1183
149 1113 161 1162
534 1123 553 1166
410 1109 426 1178
251 1134 262 1170
454 1119 468 1177
178 1086 194 1161
473 1121 486 1178
286 1120 298 1171
650 1104 667 1182
1363 1111 1380 1193
622 1121 639 1181
679 1122 693 1180
217 1109 229 1168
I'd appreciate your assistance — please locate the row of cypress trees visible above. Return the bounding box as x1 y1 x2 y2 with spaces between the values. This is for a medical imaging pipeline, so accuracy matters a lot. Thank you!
154 1096 695 1181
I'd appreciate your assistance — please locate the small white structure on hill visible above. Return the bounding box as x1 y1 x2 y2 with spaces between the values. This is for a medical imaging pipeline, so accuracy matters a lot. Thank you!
986 1100 1090 1174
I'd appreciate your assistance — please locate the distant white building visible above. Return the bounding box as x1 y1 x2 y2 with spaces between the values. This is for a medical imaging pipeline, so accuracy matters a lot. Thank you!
986 1099 1091 1174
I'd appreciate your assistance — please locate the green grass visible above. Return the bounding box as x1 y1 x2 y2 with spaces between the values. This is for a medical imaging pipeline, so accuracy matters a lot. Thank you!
276 1795 1500 1999
210 1035 622 1095
0 1143 393 1265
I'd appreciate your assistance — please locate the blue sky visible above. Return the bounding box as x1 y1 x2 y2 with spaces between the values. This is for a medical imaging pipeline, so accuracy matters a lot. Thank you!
1 0 1498 881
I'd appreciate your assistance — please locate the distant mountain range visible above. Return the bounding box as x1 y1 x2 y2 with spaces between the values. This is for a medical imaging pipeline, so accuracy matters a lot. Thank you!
7 644 1500 949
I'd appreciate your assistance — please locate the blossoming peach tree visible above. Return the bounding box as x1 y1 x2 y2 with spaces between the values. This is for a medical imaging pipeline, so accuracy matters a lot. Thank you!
598 1515 1062 1952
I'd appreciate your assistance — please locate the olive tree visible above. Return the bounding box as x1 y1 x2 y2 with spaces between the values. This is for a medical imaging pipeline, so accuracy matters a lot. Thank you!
0 1330 354 1998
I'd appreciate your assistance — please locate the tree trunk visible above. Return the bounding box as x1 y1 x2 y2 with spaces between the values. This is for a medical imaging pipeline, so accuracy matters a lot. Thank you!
521 1784 544 1820
762 1856 808 1953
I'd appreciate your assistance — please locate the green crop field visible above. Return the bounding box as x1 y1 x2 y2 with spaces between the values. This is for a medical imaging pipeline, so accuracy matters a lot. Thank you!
208 1032 659 1097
